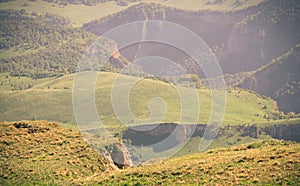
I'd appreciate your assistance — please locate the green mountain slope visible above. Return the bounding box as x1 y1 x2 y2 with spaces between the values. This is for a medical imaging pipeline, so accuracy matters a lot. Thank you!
0 72 285 126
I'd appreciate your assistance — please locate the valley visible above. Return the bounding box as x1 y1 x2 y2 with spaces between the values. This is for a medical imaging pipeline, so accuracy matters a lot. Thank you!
0 0 299 185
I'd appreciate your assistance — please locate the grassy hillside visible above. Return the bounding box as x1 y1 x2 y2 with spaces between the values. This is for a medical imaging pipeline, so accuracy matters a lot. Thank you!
0 120 114 185
87 140 299 185
1 120 298 185
0 72 287 126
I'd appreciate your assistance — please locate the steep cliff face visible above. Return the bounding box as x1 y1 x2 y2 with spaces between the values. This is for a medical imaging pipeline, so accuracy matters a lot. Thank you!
120 122 300 166
240 125 262 138
263 124 300 142
219 0 300 73
123 123 300 147
121 124 219 146
83 1 300 75
82 3 249 68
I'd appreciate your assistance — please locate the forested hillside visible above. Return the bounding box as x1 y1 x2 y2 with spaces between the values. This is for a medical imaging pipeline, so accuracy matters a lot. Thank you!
0 9 97 78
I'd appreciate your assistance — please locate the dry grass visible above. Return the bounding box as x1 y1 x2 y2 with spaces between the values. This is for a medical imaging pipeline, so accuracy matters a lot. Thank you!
93 140 300 185
0 120 114 185
0 120 299 185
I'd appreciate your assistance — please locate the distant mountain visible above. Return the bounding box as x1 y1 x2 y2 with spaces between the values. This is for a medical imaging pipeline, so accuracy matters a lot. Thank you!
219 0 300 73
1 1 299 113
83 0 300 75
82 0 300 113
83 2 250 64
238 44 300 113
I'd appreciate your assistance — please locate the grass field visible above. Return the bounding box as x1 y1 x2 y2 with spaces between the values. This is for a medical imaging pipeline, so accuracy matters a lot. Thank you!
0 73 56 91
89 140 299 185
0 72 284 127
0 46 46 60
0 0 266 27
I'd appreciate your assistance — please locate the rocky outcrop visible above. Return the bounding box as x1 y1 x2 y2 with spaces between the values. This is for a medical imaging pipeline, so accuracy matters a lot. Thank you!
240 125 262 139
105 143 134 169
123 123 227 146
98 148 119 169
123 123 300 146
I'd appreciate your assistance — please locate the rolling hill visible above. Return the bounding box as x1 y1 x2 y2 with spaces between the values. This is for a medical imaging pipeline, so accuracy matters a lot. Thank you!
1 1 299 114
0 71 289 127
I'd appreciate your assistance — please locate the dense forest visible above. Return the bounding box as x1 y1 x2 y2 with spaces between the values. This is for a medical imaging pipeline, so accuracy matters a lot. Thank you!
0 10 97 78
0 9 133 78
